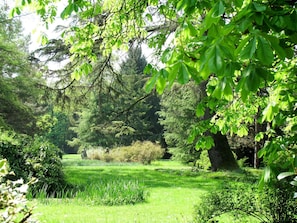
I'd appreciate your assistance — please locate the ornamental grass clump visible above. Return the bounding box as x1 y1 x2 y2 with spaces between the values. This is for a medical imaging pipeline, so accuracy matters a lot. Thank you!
76 179 148 206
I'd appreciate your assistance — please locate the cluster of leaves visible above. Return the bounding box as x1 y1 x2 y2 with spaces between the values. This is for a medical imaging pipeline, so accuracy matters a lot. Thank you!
0 159 38 223
0 131 69 197
194 182 297 223
88 141 164 165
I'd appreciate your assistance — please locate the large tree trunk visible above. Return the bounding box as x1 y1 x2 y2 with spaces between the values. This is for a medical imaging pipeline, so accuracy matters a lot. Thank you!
208 132 239 171
199 81 239 171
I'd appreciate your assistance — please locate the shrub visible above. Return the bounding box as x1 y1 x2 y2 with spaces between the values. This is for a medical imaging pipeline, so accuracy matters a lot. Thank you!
195 150 211 170
88 141 164 164
0 131 30 181
0 159 38 223
193 182 297 223
111 141 164 164
76 179 148 206
23 137 69 197
0 131 69 197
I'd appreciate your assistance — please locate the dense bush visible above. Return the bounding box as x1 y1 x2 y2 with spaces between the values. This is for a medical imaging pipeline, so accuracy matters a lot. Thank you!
195 150 211 170
0 132 29 181
0 131 69 197
193 182 297 223
0 159 38 223
23 137 68 197
88 141 164 164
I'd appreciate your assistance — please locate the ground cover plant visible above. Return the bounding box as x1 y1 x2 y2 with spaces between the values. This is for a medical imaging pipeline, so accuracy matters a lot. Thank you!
32 154 262 223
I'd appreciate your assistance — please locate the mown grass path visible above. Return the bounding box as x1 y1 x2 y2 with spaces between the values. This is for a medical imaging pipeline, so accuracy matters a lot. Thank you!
34 155 259 223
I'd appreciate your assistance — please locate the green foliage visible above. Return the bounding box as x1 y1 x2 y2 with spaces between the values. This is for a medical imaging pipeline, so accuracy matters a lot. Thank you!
159 82 201 163
195 150 211 171
0 5 45 136
76 179 148 206
194 182 297 223
44 111 76 154
13 0 297 194
0 131 29 180
23 137 68 197
0 159 38 223
0 132 69 197
89 141 164 165
69 46 162 149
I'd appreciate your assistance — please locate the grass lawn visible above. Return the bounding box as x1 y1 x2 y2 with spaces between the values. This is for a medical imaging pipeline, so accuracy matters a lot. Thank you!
33 154 260 223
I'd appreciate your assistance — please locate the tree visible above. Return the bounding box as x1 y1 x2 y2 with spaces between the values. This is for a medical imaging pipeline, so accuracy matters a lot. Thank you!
159 82 202 164
14 0 297 175
69 46 163 150
0 4 46 135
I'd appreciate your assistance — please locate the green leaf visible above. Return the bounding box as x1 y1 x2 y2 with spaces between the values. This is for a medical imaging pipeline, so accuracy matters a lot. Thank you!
196 103 205 118
187 65 201 83
203 13 220 31
73 3 79 12
246 70 260 92
212 81 223 99
264 166 271 182
267 36 286 60
145 68 159 93
223 83 233 101
143 64 153 75
81 63 93 75
41 35 49 45
146 13 153 22
161 48 173 63
290 180 297 186
256 36 274 66
14 7 21 15
253 2 266 12
187 20 198 36
238 125 248 137
262 103 278 122
205 136 215 149
234 0 244 8
212 1 225 17
277 172 295 181
240 36 257 60
176 0 186 11
207 45 224 74
256 67 273 82
156 76 166 94
235 36 250 56
177 63 190 84
61 4 74 19
255 13 264 25
255 132 264 142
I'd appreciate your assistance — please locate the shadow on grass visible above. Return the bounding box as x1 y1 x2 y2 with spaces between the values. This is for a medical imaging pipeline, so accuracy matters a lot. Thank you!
64 164 259 191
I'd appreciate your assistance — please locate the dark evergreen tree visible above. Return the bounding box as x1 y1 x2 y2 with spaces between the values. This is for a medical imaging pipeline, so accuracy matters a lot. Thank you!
159 82 201 163
0 5 43 135
69 46 163 150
